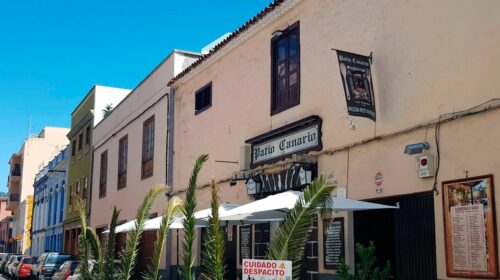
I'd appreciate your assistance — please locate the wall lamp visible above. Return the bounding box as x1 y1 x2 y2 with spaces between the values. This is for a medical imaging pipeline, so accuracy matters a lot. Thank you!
272 30 284 37
404 142 430 155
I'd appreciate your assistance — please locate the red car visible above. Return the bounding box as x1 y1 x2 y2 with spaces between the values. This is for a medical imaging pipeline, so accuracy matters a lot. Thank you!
15 256 35 279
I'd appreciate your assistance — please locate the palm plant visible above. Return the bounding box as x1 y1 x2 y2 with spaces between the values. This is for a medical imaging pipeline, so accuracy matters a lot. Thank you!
199 179 226 280
181 154 209 280
102 104 114 117
266 175 335 279
76 185 167 280
143 196 184 280
118 184 167 280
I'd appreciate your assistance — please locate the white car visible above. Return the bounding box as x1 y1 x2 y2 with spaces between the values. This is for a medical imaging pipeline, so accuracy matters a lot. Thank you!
68 260 120 280
7 255 22 278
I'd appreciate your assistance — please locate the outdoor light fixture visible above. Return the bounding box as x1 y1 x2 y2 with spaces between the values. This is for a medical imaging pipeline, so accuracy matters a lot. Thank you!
246 177 262 196
404 141 430 155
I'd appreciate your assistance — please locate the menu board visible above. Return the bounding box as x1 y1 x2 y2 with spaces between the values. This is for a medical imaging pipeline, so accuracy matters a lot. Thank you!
443 175 498 278
323 217 344 269
240 225 253 263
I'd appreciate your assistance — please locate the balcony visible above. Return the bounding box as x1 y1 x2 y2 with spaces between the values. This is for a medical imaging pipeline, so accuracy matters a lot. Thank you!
7 193 19 211
9 164 21 182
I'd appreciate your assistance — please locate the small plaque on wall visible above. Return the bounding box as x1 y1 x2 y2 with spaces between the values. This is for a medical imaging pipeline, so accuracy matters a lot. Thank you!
323 217 344 269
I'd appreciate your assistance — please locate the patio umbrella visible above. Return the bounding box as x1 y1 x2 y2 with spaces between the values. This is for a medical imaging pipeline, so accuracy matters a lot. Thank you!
106 203 240 233
220 190 398 222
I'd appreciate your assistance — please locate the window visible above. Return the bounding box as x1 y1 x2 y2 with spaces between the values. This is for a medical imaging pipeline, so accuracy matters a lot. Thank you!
254 223 270 259
82 177 88 199
71 140 76 156
142 116 155 179
68 185 73 206
195 82 212 114
271 22 300 114
78 133 83 151
99 151 108 198
85 126 91 146
118 135 128 189
75 180 80 195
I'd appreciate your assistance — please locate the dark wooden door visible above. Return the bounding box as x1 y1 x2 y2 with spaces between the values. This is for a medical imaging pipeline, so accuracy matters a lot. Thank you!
354 192 437 280
225 226 238 280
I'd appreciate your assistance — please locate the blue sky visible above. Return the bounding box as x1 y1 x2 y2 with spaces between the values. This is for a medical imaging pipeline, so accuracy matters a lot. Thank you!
0 0 271 192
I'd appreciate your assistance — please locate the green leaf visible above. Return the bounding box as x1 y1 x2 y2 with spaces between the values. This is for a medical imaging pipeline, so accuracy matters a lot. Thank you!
143 196 184 280
119 184 167 280
199 179 226 280
181 154 209 280
266 175 335 279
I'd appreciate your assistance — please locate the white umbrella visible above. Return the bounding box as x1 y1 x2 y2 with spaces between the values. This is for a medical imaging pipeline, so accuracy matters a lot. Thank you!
106 203 240 233
221 190 398 222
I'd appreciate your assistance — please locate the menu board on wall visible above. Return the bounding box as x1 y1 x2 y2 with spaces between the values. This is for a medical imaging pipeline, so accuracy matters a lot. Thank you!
443 175 499 278
239 225 253 263
323 217 344 269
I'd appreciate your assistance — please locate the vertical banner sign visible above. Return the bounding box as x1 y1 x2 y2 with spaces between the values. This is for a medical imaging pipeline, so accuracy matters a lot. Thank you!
336 50 376 121
26 195 33 248
442 175 499 278
242 259 292 280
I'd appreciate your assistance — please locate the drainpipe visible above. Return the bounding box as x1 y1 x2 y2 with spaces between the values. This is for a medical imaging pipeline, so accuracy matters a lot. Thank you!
165 86 175 279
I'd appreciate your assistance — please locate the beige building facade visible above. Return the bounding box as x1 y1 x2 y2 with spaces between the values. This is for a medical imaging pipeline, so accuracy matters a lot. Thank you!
6 127 69 253
168 0 500 279
90 50 200 273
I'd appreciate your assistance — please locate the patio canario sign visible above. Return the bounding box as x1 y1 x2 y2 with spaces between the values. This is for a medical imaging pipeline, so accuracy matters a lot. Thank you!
246 116 322 167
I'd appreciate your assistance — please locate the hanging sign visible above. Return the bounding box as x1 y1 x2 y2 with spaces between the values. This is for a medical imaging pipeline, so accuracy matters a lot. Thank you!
442 175 498 278
246 116 322 168
242 259 292 280
335 50 376 121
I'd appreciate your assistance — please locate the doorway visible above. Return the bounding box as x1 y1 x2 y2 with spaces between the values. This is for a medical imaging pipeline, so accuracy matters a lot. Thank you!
354 192 437 280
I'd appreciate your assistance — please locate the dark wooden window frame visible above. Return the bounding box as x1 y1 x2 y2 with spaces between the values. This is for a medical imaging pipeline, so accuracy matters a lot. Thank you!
118 135 128 189
270 21 301 115
85 126 91 146
142 116 155 179
99 150 108 198
194 82 212 115
78 133 83 151
71 140 76 157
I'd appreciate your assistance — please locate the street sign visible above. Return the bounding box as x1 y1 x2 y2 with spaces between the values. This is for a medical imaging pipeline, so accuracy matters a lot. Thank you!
242 259 292 280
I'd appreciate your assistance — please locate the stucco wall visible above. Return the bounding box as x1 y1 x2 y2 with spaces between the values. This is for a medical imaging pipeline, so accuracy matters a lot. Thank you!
90 51 199 269
170 0 500 278
172 0 500 190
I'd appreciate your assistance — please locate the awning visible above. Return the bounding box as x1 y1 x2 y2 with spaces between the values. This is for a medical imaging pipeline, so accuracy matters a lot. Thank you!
220 190 398 222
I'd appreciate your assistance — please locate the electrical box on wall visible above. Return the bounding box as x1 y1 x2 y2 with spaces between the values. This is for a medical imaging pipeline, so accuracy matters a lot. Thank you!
416 154 434 178
240 145 251 171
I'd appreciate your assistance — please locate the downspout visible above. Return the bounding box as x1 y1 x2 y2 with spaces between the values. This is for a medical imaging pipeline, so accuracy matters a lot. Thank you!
165 86 175 279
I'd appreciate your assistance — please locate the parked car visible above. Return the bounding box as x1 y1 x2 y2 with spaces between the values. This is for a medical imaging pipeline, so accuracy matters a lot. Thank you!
15 256 35 279
67 260 120 280
7 255 23 278
31 253 49 280
36 253 76 280
51 260 78 280
0 253 12 274
3 255 20 275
